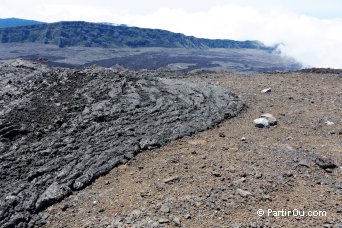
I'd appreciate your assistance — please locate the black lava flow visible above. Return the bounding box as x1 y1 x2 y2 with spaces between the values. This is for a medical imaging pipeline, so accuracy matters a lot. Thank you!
0 60 243 227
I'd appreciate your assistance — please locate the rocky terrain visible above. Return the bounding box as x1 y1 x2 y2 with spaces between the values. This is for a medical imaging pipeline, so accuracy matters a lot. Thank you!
42 69 341 227
0 59 341 228
0 44 301 73
0 60 243 227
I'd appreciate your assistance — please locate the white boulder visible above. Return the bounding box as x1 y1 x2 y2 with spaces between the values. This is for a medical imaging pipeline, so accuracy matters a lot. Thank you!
261 87 272 93
253 118 270 128
261 113 277 126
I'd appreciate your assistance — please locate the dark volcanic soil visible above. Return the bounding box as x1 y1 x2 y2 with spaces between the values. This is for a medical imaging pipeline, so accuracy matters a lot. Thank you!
0 60 243 227
44 70 342 227
0 44 302 73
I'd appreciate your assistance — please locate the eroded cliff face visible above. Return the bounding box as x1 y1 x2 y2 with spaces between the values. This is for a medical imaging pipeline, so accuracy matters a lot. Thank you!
0 21 272 49
0 60 243 227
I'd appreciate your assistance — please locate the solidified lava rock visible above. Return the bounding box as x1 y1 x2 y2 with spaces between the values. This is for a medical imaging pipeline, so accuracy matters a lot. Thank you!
0 60 243 227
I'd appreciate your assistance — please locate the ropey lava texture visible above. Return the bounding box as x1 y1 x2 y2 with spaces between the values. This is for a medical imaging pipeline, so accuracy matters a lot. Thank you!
0 60 243 227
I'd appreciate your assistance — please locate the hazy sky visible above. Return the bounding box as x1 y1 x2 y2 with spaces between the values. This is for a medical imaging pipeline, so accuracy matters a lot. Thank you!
1 0 342 68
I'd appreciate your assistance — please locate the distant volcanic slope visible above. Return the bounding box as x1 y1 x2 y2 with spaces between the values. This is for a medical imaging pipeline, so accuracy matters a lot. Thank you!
0 60 243 227
0 21 273 50
0 18 44 28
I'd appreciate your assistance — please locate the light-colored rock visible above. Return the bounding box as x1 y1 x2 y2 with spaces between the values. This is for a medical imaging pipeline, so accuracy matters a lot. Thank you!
236 189 252 198
253 118 270 128
162 176 180 184
187 139 208 146
158 218 169 224
261 113 277 126
160 203 170 213
233 177 246 185
255 172 262 178
325 120 334 126
173 217 181 226
228 147 239 153
261 87 272 93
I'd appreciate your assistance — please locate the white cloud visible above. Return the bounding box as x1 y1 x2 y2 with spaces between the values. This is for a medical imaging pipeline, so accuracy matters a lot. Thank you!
118 4 342 68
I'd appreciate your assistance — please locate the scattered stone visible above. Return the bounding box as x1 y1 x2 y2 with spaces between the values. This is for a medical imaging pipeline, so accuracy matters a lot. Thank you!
158 218 169 224
263 195 272 201
160 204 170 213
325 168 333 173
162 176 181 184
184 214 191 219
236 189 252 198
253 118 270 128
233 177 246 185
140 191 150 198
187 139 208 146
260 113 277 126
314 155 337 169
212 171 222 177
228 147 239 153
104 180 110 185
261 87 272 93
283 171 293 177
239 172 247 177
325 120 334 126
225 167 236 173
219 132 226 137
298 160 310 168
169 157 180 164
98 208 105 213
255 172 262 178
173 217 181 226
61 204 72 212
335 184 342 190
241 137 246 142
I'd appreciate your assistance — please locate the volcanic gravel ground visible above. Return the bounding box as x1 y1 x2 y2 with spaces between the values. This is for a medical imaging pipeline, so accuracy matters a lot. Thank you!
45 71 341 227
